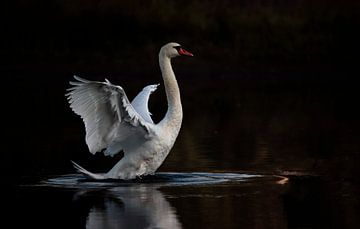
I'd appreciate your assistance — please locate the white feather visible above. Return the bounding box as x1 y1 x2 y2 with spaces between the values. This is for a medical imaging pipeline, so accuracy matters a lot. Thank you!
66 76 154 155
131 84 160 123
67 42 189 180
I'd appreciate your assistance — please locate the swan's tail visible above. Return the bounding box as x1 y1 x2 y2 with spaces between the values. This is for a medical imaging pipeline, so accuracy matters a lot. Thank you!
71 161 107 180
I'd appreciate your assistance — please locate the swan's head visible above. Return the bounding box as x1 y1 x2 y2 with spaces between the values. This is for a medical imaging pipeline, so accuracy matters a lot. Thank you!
160 42 194 58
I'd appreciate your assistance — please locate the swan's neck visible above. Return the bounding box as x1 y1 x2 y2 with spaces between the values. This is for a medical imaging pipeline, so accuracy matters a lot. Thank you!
159 54 182 129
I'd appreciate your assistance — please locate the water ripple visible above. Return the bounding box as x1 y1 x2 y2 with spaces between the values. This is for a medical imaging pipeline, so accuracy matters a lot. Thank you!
41 172 264 189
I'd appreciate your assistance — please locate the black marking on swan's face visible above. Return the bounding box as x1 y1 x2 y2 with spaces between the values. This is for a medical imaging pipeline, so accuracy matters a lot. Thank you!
173 46 181 52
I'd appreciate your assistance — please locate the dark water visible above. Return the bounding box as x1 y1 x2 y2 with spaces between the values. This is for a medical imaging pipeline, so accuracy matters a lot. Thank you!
10 173 289 229
3 73 360 229
9 172 358 229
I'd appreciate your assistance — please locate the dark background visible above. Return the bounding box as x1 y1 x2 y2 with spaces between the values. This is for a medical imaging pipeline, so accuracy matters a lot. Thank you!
1 0 360 74
2 1 360 228
1 0 360 183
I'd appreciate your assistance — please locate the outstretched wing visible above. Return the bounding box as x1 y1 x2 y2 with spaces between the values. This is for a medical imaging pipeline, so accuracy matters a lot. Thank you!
66 76 154 155
131 84 159 124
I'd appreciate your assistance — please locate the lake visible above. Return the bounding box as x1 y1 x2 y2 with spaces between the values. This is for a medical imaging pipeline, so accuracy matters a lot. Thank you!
2 72 360 228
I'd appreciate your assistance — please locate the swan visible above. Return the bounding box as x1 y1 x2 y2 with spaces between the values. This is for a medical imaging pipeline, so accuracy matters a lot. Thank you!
66 42 193 180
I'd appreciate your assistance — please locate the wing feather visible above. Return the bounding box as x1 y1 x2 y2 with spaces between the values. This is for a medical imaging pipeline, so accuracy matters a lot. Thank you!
66 76 154 155
131 84 160 124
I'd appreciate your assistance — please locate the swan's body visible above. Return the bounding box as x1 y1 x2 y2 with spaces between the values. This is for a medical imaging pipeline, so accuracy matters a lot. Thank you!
66 42 193 180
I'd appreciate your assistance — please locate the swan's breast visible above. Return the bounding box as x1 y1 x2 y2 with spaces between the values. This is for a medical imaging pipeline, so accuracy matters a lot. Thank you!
137 129 177 173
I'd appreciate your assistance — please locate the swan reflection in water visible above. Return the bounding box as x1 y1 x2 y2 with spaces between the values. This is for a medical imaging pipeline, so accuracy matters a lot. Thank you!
75 186 181 229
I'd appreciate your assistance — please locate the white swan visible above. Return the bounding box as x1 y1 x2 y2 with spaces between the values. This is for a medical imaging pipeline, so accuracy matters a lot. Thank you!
66 42 193 180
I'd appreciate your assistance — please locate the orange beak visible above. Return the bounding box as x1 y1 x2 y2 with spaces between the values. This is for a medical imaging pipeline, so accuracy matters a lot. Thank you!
178 48 194 57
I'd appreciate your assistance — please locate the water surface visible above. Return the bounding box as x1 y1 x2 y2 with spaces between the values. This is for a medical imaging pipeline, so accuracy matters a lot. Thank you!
14 172 289 229
3 74 360 228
